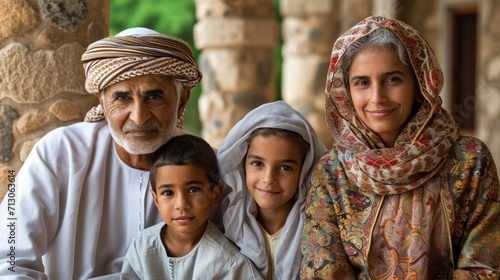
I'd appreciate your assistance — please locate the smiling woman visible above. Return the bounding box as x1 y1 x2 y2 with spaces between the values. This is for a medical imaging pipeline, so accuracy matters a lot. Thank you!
300 15 500 279
348 47 418 148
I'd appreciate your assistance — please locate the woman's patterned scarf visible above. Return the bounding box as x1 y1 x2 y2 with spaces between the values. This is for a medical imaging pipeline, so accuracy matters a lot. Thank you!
325 16 460 195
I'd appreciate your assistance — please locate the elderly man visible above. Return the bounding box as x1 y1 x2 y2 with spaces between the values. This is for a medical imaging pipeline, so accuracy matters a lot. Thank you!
0 27 201 279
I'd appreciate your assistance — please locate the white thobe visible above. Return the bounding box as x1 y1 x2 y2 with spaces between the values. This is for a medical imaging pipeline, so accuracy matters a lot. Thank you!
121 221 264 280
0 121 162 280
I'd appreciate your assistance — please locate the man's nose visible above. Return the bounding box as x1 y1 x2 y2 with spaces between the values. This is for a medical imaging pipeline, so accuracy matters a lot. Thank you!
129 101 152 126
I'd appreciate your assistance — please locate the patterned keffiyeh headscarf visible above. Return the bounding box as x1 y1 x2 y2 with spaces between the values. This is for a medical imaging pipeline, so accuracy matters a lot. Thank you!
81 27 202 122
218 101 327 279
326 16 460 195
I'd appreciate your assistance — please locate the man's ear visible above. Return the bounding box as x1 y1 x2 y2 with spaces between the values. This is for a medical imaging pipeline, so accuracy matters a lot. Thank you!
177 89 190 118
96 93 107 116
97 93 103 106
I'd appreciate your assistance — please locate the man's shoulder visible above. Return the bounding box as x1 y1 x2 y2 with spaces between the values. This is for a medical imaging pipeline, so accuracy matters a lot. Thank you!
37 121 109 147
46 121 107 137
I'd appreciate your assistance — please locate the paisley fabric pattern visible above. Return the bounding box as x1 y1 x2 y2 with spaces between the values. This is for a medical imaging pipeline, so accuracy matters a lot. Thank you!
300 16 500 279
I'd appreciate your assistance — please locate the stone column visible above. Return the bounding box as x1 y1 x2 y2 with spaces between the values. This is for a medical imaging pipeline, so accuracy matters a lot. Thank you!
477 0 500 173
194 0 279 148
373 0 399 18
0 0 108 200
280 0 337 147
338 0 372 34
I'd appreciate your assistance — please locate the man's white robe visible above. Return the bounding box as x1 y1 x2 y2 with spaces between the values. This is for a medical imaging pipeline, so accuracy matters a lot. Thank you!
0 121 162 279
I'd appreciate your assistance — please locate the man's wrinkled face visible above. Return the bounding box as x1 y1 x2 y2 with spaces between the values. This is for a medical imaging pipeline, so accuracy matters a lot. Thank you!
100 75 188 156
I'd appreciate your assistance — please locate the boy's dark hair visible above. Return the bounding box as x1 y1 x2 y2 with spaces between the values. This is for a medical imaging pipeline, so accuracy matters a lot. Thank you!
247 128 310 163
149 134 220 192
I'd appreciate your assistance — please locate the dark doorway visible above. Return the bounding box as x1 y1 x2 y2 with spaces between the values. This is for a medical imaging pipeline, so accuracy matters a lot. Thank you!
450 6 477 135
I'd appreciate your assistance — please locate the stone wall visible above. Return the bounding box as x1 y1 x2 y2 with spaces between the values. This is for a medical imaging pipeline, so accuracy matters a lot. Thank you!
195 0 279 148
280 0 337 148
0 0 108 200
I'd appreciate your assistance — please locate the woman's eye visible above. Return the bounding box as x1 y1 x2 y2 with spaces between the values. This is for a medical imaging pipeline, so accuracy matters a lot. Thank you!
387 76 402 84
354 80 369 86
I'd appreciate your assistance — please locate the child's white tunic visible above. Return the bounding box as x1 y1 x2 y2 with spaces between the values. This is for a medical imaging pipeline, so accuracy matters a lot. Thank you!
121 221 263 279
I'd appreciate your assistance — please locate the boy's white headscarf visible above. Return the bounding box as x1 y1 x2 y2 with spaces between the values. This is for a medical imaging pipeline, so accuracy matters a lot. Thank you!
217 101 327 279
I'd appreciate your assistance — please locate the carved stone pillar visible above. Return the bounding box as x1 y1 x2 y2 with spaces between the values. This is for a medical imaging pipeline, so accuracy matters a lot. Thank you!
338 0 372 34
0 0 108 199
280 0 337 147
372 0 399 18
194 0 279 148
477 0 500 173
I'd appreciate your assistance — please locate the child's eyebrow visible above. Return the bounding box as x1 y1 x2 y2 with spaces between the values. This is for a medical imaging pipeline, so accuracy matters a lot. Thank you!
246 154 263 160
157 180 206 190
279 159 300 164
185 180 205 185
157 184 173 190
246 154 300 164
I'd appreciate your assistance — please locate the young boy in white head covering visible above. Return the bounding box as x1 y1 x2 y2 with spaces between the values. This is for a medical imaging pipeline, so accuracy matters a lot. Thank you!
217 101 327 279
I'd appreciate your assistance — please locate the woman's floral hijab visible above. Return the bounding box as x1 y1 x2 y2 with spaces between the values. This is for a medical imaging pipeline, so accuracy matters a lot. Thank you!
326 15 459 194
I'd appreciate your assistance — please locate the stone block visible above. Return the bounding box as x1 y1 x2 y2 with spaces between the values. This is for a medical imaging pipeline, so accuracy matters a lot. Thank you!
0 0 37 40
282 16 338 54
282 56 329 103
280 0 335 16
0 166 14 200
194 18 279 48
41 0 88 32
196 0 275 19
16 109 51 134
0 105 18 163
486 55 500 83
49 99 82 121
201 49 274 91
0 42 87 103
19 138 40 163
